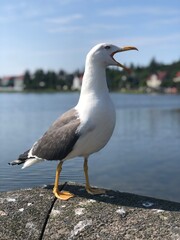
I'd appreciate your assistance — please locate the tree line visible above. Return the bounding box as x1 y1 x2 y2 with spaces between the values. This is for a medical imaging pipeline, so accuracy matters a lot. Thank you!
107 58 180 91
23 70 75 91
23 58 180 91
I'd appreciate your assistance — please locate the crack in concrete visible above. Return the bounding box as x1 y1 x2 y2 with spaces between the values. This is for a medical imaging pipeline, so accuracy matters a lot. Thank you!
38 182 67 240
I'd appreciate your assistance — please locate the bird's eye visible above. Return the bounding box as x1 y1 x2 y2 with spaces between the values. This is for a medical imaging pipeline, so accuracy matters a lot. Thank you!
105 46 110 50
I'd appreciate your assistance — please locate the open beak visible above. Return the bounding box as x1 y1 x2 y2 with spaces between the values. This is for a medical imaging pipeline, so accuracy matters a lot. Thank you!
111 46 138 73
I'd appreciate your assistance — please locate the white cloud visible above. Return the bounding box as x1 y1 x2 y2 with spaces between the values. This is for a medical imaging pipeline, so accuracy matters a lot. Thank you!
55 0 83 5
45 14 83 33
130 34 180 46
94 33 180 47
90 23 129 30
149 17 180 26
48 25 83 33
47 23 128 34
0 1 53 23
100 6 180 17
45 14 83 25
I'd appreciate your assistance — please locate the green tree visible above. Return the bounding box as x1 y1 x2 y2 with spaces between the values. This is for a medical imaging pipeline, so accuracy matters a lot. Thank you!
106 68 121 91
46 71 57 89
33 69 46 89
57 70 67 89
23 70 31 89
148 58 158 73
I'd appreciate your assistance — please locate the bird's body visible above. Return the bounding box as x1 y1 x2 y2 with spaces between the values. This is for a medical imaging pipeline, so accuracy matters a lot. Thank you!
70 60 116 159
9 43 137 200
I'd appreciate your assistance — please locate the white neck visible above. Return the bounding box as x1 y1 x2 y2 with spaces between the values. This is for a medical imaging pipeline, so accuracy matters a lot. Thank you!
78 58 109 103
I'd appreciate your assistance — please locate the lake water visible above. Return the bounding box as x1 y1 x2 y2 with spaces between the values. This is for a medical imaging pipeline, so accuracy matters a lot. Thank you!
0 92 180 202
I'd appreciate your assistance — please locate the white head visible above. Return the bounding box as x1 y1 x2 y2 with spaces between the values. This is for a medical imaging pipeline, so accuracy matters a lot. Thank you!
86 43 138 72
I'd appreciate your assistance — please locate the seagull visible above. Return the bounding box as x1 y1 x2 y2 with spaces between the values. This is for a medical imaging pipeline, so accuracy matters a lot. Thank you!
9 43 138 200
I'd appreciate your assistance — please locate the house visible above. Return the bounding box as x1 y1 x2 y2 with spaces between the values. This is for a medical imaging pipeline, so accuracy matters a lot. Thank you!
71 74 83 90
146 71 167 90
173 71 180 83
0 75 24 91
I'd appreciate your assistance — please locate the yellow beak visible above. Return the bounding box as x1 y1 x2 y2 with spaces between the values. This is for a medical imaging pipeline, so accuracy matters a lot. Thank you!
111 46 138 73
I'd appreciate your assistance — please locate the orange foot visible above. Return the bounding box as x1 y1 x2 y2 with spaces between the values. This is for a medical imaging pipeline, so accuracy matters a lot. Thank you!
86 186 105 195
53 189 75 200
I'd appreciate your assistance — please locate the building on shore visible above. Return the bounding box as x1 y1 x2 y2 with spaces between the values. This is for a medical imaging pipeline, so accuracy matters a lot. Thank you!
71 74 83 91
173 71 180 83
146 71 167 90
0 75 24 91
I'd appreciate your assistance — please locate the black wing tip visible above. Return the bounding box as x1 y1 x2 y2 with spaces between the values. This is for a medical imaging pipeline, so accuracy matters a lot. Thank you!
9 149 31 166
8 160 24 166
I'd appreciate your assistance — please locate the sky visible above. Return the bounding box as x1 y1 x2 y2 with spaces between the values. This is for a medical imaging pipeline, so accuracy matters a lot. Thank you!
1 0 180 76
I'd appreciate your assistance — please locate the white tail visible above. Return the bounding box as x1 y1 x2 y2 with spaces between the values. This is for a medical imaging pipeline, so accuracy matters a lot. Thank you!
22 158 44 169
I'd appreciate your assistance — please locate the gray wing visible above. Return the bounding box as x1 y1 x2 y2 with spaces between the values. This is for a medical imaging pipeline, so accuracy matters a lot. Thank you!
32 108 80 160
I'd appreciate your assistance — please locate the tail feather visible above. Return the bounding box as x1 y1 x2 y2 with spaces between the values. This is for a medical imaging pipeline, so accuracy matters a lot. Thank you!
21 157 44 169
9 149 44 168
9 149 31 166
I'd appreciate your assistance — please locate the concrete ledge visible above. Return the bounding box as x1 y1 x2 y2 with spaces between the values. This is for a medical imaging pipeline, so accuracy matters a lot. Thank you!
0 183 180 240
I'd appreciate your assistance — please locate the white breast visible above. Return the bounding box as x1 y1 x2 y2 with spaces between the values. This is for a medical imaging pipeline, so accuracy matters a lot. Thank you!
68 94 116 158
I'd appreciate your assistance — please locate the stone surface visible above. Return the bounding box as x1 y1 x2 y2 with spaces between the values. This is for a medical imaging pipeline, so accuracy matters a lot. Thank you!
0 183 180 240
44 183 180 240
0 187 55 240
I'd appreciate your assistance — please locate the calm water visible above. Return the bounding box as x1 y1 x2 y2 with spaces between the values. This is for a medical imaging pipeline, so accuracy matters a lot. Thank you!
0 93 180 202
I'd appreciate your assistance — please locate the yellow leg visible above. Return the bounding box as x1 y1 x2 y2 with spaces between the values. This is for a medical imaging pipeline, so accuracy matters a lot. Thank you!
53 161 74 200
84 157 105 195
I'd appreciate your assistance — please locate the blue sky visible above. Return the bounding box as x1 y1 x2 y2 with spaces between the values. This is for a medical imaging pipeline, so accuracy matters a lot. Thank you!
1 0 180 76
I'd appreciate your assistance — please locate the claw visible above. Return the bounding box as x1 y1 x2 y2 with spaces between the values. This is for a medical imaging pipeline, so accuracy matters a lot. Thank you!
86 187 105 195
53 188 74 200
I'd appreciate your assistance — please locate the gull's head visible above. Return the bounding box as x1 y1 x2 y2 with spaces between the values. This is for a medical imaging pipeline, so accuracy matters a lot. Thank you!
87 43 138 72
